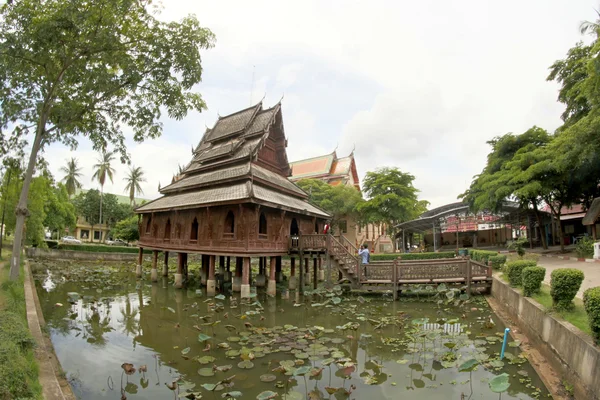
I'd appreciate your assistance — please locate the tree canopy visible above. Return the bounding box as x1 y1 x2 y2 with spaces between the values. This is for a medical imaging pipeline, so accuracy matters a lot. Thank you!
296 178 364 230
358 167 428 246
0 0 214 278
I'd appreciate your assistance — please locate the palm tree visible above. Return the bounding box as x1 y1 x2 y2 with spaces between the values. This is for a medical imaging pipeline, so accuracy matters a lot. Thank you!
124 166 146 206
92 151 116 230
60 158 83 198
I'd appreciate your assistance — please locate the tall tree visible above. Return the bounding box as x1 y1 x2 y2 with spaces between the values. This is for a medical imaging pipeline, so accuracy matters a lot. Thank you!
60 157 83 198
73 189 101 239
44 183 77 239
296 178 364 233
124 166 146 206
358 167 428 250
92 150 116 231
0 0 214 279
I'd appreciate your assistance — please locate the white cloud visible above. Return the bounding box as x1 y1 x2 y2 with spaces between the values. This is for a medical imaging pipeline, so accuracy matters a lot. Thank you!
37 0 600 210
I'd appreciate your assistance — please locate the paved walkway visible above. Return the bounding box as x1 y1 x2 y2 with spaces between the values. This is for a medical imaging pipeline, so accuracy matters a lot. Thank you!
536 256 600 299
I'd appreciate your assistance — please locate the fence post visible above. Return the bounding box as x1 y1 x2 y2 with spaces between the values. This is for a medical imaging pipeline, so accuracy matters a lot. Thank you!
487 260 493 278
466 257 472 296
393 260 398 300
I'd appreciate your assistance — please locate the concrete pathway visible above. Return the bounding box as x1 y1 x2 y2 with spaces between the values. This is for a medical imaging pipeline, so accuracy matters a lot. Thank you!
536 256 600 299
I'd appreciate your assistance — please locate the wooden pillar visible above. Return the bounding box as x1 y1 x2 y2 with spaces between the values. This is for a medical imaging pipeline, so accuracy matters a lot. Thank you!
233 257 243 292
182 253 188 281
219 256 225 274
175 253 184 288
206 255 216 296
151 250 159 282
136 247 143 278
313 257 318 289
267 256 277 296
289 257 297 290
276 256 282 282
304 257 310 285
318 257 324 281
241 257 251 298
298 253 305 295
466 258 472 297
162 251 169 276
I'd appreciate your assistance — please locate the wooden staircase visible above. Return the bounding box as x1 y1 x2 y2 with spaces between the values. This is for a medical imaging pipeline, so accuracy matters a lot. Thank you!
328 234 360 287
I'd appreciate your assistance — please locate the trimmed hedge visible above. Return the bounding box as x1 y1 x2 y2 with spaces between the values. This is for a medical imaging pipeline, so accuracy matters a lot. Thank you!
522 266 545 297
488 255 507 270
469 249 499 263
504 260 537 287
396 251 456 260
57 244 150 254
550 268 585 310
583 287 600 343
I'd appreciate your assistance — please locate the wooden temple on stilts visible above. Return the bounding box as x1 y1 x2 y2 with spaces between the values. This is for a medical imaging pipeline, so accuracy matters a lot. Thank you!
134 101 332 297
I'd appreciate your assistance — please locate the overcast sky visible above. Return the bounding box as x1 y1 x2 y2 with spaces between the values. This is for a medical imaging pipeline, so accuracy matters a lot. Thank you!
40 0 597 208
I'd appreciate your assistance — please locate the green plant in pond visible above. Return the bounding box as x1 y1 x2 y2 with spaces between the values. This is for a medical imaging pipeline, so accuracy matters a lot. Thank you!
575 236 595 258
504 260 537 287
583 287 600 343
522 266 546 297
550 268 585 310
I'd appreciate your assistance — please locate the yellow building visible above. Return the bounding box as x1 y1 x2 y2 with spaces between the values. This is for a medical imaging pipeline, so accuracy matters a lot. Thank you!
289 151 394 253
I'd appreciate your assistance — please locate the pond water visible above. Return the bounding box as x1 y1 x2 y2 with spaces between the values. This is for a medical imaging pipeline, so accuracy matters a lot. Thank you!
32 261 549 400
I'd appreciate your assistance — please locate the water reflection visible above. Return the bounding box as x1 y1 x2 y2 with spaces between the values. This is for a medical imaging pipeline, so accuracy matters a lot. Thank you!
32 261 549 400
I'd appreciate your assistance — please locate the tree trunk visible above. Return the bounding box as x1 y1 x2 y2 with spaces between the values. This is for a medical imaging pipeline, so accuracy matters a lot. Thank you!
99 184 104 241
11 126 45 280
557 215 565 252
532 203 547 250
0 167 13 259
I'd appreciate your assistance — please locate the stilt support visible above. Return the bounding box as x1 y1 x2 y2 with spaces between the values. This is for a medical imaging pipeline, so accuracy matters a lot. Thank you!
207 255 216 296
268 256 277 296
289 257 297 290
241 257 251 298
233 257 242 292
163 251 169 276
136 247 143 278
175 252 185 289
151 250 158 282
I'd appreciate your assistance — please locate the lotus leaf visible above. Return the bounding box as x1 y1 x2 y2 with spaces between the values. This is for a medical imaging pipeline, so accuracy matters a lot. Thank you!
215 294 226 300
260 374 277 382
198 368 215 377
256 391 278 400
197 356 216 364
293 366 312 376
181 347 191 355
489 373 510 393
237 360 254 369
198 333 212 342
222 391 243 398
458 359 478 372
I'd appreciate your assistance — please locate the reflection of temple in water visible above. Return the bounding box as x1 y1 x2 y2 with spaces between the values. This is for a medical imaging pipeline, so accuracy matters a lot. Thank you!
422 322 463 334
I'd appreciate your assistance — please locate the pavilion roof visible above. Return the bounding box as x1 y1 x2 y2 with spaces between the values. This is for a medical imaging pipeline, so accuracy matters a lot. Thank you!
582 197 600 225
136 102 330 219
289 151 360 189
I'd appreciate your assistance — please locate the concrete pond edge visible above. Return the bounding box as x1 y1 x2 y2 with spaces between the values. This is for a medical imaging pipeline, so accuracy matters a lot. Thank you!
490 274 600 400
24 258 75 400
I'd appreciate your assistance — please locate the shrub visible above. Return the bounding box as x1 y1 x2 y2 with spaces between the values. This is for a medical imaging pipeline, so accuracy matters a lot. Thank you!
508 237 528 257
522 266 546 296
395 251 456 261
488 255 507 270
583 287 600 343
575 236 595 259
504 260 537 287
57 244 149 254
550 268 585 310
469 250 499 263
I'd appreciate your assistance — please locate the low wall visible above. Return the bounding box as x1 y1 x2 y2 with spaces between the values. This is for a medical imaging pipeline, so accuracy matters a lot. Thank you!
26 247 138 262
491 275 600 400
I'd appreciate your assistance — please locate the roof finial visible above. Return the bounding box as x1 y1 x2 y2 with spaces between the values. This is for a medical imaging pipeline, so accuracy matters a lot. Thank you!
350 143 356 155
158 181 161 191
279 93 284 103
260 92 266 104
333 143 338 154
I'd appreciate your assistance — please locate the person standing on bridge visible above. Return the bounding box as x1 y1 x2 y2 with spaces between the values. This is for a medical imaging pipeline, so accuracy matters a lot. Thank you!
358 244 370 278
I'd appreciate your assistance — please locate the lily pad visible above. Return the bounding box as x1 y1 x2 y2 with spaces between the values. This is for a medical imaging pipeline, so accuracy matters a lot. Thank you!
222 391 243 398
260 374 277 382
197 356 216 364
215 294 226 300
181 347 191 355
508 340 521 348
198 333 212 342
198 367 215 377
489 373 510 393
237 360 254 369
458 359 478 372
256 391 278 400
293 366 312 376
489 360 504 368
201 383 217 391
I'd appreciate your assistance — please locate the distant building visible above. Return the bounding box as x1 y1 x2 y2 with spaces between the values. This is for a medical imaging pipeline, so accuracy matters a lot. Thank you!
289 151 394 253
73 189 147 243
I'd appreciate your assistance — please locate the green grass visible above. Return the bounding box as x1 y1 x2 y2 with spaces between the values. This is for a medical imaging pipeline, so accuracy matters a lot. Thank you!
0 250 44 399
531 285 591 335
498 272 591 335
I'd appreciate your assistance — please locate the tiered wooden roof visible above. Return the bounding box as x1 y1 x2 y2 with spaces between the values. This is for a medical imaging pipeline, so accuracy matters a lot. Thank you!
136 102 329 218
289 151 360 190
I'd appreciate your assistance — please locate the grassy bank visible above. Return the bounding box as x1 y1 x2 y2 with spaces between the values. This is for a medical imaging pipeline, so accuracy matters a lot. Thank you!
0 250 43 399
498 272 591 335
